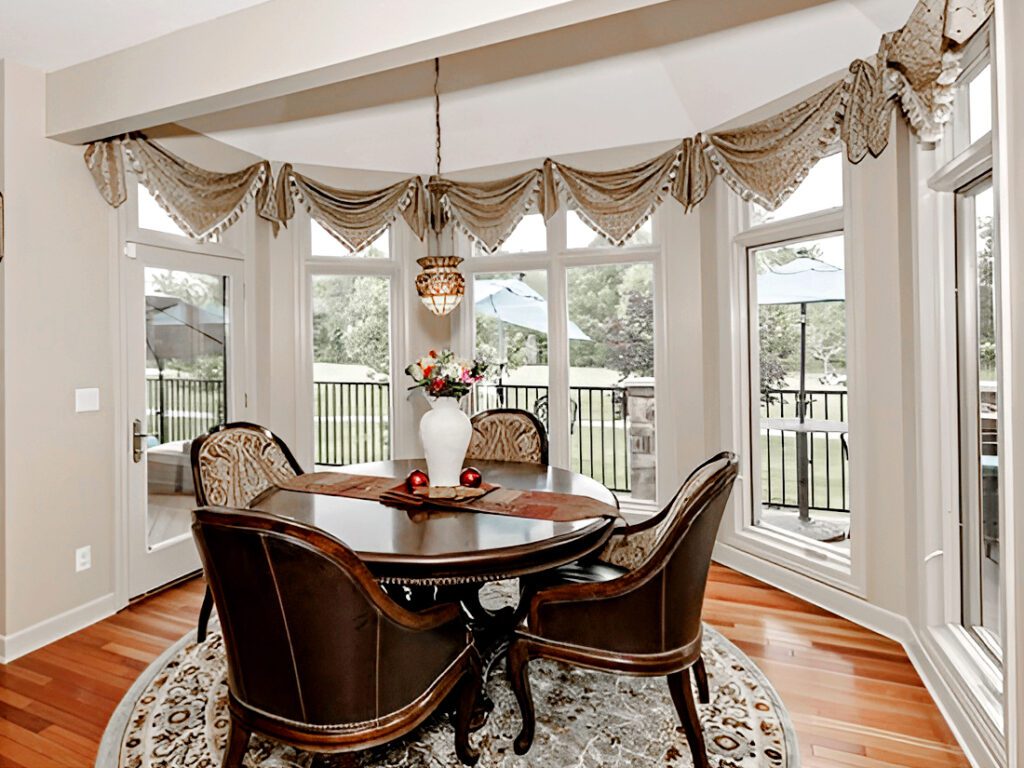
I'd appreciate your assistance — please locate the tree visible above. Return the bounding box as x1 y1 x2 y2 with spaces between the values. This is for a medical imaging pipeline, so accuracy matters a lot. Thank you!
806 302 847 380
606 290 654 377
312 275 390 375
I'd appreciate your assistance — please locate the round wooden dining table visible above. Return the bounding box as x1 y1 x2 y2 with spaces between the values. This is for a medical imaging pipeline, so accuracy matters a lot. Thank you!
247 458 619 587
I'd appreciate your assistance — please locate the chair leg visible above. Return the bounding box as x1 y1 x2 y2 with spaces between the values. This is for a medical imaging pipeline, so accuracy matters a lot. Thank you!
453 658 481 766
693 655 710 705
507 639 536 755
668 669 709 768
197 586 214 643
222 715 252 768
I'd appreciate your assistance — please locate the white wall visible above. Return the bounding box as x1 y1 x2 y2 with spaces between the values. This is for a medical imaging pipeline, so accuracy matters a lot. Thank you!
0 60 115 642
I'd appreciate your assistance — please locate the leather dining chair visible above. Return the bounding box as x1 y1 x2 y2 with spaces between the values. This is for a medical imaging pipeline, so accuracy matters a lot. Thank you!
506 452 738 768
466 408 549 465
193 507 482 767
190 422 304 642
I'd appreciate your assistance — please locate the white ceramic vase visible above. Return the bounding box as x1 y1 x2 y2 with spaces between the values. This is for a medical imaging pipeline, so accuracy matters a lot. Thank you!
420 395 472 487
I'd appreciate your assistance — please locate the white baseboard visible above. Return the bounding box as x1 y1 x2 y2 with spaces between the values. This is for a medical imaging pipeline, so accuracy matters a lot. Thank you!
713 542 1001 768
0 592 118 664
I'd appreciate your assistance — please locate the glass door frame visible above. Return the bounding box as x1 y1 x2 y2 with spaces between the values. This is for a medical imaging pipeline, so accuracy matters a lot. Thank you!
123 242 247 597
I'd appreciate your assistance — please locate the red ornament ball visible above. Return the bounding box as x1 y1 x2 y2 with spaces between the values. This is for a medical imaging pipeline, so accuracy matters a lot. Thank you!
460 466 483 488
406 469 430 491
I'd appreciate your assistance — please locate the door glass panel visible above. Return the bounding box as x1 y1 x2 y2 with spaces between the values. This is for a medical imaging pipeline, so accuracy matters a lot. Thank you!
471 271 550 421
750 234 850 547
958 181 1001 655
145 268 228 549
312 275 392 465
567 262 655 500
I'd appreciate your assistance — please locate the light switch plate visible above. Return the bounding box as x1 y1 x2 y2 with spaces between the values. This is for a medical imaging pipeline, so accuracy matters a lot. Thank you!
75 388 100 413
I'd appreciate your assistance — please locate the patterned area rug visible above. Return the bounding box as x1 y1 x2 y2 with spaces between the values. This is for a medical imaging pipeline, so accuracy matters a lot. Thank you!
98 589 798 767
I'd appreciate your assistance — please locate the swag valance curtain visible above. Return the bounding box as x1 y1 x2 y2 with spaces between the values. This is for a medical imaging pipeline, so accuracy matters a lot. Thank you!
84 0 991 250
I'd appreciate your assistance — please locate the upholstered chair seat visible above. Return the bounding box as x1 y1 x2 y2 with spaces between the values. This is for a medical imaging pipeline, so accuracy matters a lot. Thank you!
506 453 739 768
466 409 549 465
193 508 481 766
190 422 304 641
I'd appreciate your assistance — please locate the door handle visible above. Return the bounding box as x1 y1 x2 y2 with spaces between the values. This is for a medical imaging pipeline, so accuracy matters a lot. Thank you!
132 419 153 463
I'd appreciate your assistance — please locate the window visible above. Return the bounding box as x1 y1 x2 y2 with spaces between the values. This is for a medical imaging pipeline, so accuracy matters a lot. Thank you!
464 211 660 502
734 147 853 572
568 262 655 496
747 234 850 548
967 64 993 144
307 221 395 467
311 220 389 258
474 213 547 255
956 178 1000 658
749 153 843 226
567 211 653 248
137 183 219 242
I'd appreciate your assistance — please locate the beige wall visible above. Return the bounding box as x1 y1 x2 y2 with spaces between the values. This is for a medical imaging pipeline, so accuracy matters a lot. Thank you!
1 60 115 635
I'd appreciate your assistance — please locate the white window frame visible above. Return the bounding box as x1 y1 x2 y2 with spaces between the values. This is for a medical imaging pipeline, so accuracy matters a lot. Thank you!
296 211 410 469
911 20 1005 750
451 209 668 508
716 150 868 595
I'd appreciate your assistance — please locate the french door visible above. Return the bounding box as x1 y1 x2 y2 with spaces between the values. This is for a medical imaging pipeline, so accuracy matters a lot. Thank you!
124 244 246 597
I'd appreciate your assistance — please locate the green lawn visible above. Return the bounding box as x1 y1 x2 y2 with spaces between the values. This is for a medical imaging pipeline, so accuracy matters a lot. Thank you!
760 431 848 511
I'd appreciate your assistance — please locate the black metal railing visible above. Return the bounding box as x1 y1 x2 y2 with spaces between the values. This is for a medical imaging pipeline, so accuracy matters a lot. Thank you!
472 383 631 493
314 381 391 466
146 377 634 494
760 388 849 513
146 377 226 444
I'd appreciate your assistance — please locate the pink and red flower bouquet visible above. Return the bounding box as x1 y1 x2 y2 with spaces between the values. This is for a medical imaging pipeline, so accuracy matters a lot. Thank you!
405 349 489 399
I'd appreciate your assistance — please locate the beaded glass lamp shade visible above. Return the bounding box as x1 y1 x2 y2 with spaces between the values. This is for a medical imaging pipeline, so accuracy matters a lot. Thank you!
415 256 465 316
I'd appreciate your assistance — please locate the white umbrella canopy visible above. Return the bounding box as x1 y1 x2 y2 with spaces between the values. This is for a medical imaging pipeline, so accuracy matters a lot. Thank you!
145 295 225 367
475 278 590 340
756 257 845 306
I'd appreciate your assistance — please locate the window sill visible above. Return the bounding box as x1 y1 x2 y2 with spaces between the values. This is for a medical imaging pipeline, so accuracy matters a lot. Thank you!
921 624 1004 749
721 521 862 596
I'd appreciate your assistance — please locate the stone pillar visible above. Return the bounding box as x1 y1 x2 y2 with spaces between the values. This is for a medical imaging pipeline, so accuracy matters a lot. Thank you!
624 377 656 501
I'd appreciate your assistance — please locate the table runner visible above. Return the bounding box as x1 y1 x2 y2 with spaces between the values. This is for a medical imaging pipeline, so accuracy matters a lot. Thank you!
278 471 619 523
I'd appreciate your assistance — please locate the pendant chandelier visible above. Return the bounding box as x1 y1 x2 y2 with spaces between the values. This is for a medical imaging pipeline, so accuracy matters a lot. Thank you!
416 57 465 317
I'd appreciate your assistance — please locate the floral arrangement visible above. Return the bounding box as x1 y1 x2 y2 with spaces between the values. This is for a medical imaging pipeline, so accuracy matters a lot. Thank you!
406 349 489 399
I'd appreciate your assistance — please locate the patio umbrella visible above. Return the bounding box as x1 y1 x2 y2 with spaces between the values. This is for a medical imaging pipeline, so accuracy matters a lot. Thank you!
475 276 589 366
146 295 226 442
474 276 590 407
757 258 845 536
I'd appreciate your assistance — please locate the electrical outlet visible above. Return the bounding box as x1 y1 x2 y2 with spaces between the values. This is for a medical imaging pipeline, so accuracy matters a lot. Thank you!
75 546 91 573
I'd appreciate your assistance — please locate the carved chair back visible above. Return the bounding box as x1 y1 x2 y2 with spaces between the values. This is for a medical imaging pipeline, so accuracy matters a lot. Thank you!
190 422 303 507
466 408 549 465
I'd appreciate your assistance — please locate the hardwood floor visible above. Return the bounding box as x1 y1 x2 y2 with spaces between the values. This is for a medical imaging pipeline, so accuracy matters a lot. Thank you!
0 566 967 767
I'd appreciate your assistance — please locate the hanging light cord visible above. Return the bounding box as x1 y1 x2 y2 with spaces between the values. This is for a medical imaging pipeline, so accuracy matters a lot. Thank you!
434 57 442 178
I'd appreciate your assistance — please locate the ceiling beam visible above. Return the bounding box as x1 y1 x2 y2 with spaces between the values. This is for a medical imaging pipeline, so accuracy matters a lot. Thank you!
45 0 670 144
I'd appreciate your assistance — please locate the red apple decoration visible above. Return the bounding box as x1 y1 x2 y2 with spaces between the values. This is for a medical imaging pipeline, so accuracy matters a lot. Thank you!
406 469 430 492
460 466 483 488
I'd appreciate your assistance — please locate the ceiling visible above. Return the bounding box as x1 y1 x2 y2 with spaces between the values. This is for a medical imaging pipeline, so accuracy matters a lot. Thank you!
179 0 917 174
0 0 269 71
1 0 918 175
